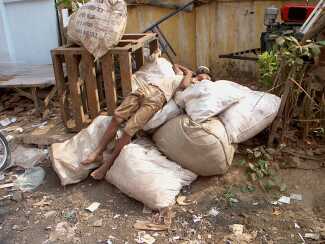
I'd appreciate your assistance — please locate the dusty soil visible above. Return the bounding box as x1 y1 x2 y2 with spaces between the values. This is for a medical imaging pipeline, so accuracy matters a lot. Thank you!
1 91 325 244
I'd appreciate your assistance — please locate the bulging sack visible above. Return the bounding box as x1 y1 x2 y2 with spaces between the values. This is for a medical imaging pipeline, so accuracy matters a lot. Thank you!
51 116 119 186
153 115 236 176
143 99 181 131
219 90 281 143
174 80 244 123
106 139 197 210
67 0 127 60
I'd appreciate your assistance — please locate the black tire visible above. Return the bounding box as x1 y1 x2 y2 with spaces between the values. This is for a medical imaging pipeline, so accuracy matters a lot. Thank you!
0 132 10 171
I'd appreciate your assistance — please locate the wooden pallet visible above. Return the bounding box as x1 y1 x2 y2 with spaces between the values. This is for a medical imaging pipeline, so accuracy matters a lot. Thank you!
51 33 159 132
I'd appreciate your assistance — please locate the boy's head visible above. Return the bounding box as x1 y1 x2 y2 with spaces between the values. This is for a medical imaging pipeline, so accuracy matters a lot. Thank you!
193 65 212 82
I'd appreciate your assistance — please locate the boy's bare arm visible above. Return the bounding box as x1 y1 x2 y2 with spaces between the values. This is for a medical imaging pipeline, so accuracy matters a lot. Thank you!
177 69 193 90
173 64 184 75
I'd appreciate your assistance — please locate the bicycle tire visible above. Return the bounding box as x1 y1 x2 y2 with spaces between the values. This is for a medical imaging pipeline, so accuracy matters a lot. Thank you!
0 132 11 171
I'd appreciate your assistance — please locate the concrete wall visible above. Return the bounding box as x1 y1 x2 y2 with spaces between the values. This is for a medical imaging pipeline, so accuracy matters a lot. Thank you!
0 0 58 65
126 0 316 79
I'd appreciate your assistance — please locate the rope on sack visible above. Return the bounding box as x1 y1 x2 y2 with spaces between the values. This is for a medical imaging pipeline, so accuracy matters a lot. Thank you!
189 119 232 168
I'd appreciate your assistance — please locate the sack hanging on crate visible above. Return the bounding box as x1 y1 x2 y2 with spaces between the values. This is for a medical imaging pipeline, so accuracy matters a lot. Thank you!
153 115 236 176
106 139 197 210
67 0 127 60
51 116 121 186
219 89 281 143
174 80 245 123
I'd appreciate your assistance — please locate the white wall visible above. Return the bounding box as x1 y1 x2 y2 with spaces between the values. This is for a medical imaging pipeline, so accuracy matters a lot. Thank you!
0 0 58 65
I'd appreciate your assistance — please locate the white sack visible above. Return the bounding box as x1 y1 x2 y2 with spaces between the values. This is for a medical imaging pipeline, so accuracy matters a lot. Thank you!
51 116 119 186
220 90 281 143
143 99 181 131
153 115 236 176
106 139 197 210
174 80 244 123
67 0 127 60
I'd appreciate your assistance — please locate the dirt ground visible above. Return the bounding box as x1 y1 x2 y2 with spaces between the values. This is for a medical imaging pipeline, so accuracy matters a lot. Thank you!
0 92 325 244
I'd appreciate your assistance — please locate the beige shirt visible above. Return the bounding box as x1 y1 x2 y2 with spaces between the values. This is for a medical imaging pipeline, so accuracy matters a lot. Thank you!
133 72 184 102
148 74 184 102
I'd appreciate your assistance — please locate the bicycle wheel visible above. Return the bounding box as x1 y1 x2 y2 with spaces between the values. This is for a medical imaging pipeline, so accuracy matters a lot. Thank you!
0 132 10 171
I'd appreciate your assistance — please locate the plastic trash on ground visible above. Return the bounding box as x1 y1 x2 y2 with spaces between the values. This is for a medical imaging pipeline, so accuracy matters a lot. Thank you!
14 166 45 191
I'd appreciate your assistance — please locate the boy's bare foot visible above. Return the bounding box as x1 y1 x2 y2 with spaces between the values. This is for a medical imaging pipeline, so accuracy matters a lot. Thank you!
90 167 107 180
81 152 103 165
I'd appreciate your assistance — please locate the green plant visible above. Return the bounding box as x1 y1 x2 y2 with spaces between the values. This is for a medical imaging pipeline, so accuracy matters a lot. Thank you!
257 51 279 87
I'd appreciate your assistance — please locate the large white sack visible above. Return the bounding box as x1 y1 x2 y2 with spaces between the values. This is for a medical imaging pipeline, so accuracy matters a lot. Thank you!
51 116 119 186
174 80 244 122
106 139 197 210
143 99 181 131
219 90 281 143
153 115 236 176
67 0 127 60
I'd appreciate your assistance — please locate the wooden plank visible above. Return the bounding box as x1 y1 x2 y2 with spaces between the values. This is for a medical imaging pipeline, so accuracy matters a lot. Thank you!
65 54 85 131
82 53 100 119
149 39 159 54
101 53 117 115
134 47 144 70
119 52 133 97
51 53 70 126
31 87 41 116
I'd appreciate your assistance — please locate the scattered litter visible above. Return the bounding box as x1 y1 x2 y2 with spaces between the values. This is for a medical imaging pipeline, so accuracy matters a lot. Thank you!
290 193 302 201
11 146 48 169
230 198 239 203
142 206 152 214
135 231 156 244
0 173 4 181
14 166 45 191
207 234 212 239
172 236 180 241
193 215 203 223
297 233 305 243
44 210 57 218
271 201 278 205
113 214 120 219
5 135 14 142
49 221 77 243
294 223 301 229
304 233 320 240
11 191 23 202
134 220 170 231
208 207 220 217
90 218 103 227
0 182 14 189
272 207 281 216
176 195 194 206
0 117 16 127
277 196 290 204
86 202 100 212
252 202 259 206
15 127 24 133
229 224 244 236
63 210 77 224
32 121 48 128
32 198 52 208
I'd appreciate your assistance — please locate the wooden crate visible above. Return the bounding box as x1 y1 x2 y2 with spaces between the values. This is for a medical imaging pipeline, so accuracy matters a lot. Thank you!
51 33 159 132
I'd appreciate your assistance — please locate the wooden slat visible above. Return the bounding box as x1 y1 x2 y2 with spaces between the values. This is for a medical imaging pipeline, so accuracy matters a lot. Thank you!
134 47 144 70
101 53 117 115
82 53 100 119
119 52 133 97
65 54 85 131
51 53 70 126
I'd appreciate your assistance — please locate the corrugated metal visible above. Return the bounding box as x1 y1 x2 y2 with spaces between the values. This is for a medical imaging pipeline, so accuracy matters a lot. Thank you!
126 0 316 79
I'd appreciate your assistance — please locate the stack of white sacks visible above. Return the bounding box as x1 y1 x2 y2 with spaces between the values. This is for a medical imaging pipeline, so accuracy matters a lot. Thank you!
51 57 280 210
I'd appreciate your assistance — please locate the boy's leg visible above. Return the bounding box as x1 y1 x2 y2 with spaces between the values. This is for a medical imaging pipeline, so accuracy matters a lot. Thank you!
81 93 141 165
90 132 131 180
81 118 120 165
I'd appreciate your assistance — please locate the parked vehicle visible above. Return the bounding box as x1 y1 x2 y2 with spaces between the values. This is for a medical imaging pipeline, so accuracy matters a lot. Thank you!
0 132 10 171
